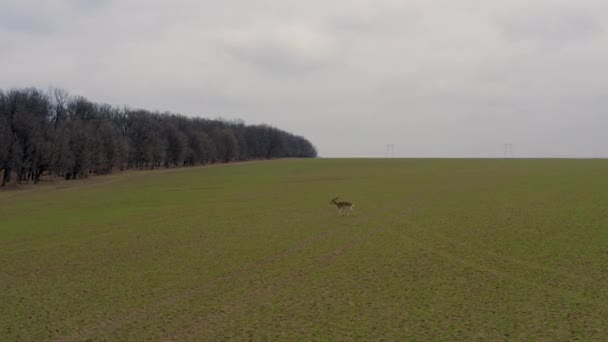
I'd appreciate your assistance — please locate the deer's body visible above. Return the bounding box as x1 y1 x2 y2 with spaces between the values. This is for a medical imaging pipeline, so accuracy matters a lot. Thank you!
330 197 354 216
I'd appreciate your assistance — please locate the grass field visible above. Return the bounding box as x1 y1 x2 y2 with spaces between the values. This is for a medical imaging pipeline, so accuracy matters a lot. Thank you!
1 159 607 340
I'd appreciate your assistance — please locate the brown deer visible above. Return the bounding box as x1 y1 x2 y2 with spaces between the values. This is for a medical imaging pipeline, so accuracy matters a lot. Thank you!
330 197 354 216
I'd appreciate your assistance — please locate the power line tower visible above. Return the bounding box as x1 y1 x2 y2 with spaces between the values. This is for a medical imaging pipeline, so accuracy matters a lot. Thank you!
504 143 513 158
386 144 395 158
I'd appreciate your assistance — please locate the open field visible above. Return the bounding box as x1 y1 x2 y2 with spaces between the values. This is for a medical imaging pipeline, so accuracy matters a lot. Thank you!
1 158 608 340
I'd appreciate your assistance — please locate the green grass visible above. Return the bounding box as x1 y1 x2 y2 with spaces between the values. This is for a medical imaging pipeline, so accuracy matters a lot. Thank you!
1 159 607 340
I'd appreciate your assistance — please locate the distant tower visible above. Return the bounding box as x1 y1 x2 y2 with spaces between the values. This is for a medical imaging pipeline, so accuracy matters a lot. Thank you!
504 143 513 158
386 144 395 158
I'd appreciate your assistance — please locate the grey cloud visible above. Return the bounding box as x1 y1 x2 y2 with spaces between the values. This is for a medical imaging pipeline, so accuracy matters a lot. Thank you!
0 8 54 35
327 7 420 36
1 0 607 157
224 41 332 75
497 5 603 47
0 1 109 36
218 25 342 76
70 0 110 10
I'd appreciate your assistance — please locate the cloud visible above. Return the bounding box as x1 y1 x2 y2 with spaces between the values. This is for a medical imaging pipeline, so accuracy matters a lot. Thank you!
496 3 603 48
0 0 607 157
220 25 340 75
0 2 62 35
70 0 110 11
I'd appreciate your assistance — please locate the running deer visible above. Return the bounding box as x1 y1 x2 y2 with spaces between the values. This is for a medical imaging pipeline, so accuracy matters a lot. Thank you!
330 197 355 216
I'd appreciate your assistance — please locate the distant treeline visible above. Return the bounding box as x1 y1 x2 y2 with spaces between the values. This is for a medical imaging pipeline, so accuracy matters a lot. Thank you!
0 87 317 186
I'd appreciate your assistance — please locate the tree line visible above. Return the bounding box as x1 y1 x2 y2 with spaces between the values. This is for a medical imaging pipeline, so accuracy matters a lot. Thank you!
0 87 317 186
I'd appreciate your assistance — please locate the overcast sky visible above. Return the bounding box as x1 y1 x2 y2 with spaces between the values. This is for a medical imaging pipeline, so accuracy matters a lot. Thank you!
1 0 607 157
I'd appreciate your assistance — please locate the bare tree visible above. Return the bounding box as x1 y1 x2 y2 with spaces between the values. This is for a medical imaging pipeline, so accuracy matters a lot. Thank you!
0 86 317 186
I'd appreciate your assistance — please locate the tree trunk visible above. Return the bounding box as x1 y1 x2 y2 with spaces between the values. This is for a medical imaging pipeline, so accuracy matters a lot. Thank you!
17 167 24 184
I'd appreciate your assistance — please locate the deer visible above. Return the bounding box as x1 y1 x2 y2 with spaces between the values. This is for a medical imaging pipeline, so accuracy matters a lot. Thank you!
330 196 355 216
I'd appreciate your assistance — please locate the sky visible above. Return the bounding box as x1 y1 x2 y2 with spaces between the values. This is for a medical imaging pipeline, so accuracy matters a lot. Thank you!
1 0 607 158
